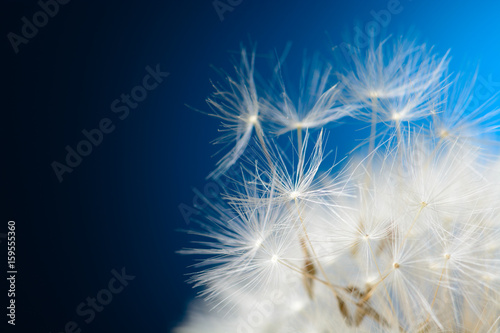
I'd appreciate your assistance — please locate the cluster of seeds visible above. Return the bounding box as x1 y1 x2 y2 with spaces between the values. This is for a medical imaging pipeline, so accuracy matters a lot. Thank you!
176 38 500 332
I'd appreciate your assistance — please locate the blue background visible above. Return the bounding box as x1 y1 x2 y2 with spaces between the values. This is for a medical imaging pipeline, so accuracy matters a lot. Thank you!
2 0 500 332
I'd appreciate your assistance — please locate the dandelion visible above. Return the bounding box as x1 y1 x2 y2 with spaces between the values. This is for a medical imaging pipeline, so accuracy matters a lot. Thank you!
430 72 500 143
179 187 303 310
206 48 269 179
338 37 449 152
259 130 348 205
339 38 449 112
262 53 354 137
176 36 500 332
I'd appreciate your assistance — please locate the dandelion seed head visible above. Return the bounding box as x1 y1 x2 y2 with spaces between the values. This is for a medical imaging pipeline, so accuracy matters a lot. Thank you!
178 36 500 333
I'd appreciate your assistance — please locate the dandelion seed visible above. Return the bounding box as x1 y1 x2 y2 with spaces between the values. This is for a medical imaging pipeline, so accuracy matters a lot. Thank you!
206 48 266 179
431 71 500 143
263 53 354 135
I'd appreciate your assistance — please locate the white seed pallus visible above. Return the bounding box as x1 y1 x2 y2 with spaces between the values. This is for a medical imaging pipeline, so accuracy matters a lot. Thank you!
178 36 500 333
431 71 500 143
262 53 355 135
206 48 266 179
338 37 449 115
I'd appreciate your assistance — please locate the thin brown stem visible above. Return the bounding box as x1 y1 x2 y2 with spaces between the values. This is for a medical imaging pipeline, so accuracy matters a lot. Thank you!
294 198 338 298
